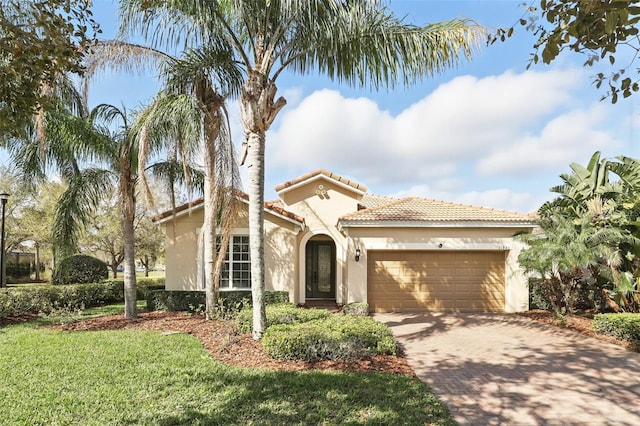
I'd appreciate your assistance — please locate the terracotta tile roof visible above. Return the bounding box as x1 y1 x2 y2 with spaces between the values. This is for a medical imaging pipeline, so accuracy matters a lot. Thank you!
153 193 305 225
340 197 533 224
359 194 399 209
275 169 367 193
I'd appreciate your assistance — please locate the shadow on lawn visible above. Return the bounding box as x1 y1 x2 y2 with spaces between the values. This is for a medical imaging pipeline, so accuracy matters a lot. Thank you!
152 369 455 425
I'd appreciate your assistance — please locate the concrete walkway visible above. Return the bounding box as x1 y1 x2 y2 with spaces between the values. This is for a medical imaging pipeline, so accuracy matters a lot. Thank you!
374 313 640 426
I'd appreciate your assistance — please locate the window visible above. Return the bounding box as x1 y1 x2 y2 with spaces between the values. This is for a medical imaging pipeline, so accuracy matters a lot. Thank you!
217 235 251 290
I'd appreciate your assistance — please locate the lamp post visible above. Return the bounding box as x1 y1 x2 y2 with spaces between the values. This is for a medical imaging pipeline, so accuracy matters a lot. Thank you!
0 192 8 288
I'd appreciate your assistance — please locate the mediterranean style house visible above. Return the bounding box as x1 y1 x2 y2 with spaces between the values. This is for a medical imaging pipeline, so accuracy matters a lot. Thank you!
155 170 536 312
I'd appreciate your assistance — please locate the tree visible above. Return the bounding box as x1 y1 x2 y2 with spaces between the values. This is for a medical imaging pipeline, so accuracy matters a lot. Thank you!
119 0 483 339
0 0 100 135
84 39 241 319
79 196 125 279
17 180 65 280
499 1 640 102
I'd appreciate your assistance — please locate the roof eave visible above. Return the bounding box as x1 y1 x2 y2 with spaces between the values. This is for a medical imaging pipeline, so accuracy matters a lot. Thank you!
276 174 366 197
338 220 537 231
154 197 305 229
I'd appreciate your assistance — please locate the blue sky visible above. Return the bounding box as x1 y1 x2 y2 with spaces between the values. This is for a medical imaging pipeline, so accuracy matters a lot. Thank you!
30 1 640 213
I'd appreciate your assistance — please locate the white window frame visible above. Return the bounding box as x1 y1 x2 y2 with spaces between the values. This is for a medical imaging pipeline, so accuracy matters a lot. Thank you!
196 228 251 291
218 235 251 291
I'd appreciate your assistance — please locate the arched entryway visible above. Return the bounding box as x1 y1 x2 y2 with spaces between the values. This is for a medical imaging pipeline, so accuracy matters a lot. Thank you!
305 235 336 300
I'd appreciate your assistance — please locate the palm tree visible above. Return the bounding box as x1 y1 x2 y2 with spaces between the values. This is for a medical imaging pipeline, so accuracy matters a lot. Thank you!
84 40 243 319
119 0 483 338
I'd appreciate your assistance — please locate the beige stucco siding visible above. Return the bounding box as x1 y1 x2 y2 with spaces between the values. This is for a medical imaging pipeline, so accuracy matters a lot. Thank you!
162 209 204 291
281 180 363 305
342 226 531 312
162 205 300 297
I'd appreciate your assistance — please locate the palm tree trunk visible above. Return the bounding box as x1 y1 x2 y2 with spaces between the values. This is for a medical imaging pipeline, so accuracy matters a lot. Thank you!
241 72 286 339
121 156 137 319
203 149 218 320
246 130 267 339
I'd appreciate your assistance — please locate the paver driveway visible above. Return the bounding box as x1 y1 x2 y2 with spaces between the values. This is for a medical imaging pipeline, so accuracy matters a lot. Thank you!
374 313 640 426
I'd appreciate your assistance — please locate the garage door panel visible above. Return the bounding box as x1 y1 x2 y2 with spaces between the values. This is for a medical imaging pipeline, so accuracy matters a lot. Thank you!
368 250 505 313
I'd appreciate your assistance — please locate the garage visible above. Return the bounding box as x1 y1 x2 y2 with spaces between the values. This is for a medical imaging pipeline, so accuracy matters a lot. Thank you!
367 250 506 312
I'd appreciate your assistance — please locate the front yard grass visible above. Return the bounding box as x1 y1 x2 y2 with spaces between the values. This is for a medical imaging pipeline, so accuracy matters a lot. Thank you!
0 307 454 425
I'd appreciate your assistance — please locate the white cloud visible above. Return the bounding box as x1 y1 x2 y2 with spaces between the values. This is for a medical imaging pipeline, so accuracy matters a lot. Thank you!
392 184 549 214
476 104 621 176
267 69 589 184
264 68 630 210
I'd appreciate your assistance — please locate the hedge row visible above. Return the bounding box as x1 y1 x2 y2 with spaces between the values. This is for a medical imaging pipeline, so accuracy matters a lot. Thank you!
236 302 331 334
263 314 397 361
145 290 289 314
0 278 165 319
593 313 640 343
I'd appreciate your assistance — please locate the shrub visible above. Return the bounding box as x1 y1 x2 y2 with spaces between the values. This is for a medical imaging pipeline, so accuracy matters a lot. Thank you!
108 278 165 300
263 315 396 361
593 313 640 343
52 255 108 285
0 282 124 319
146 290 290 315
342 302 369 316
146 291 206 313
236 303 331 334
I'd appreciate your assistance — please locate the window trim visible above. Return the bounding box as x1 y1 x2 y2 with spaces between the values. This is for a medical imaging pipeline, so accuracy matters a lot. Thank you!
197 228 251 291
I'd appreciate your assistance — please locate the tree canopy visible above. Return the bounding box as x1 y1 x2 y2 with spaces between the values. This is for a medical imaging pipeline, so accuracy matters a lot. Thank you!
497 1 640 102
0 0 100 135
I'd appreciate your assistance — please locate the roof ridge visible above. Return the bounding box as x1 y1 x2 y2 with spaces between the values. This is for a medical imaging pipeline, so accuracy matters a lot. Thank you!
409 196 526 215
275 169 367 193
342 196 412 220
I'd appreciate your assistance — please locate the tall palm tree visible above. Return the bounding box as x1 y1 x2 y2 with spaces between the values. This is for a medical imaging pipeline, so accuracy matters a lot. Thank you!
84 40 243 318
119 0 483 338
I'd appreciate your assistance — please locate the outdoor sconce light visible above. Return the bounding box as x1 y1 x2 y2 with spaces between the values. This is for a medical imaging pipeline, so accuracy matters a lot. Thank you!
355 247 361 262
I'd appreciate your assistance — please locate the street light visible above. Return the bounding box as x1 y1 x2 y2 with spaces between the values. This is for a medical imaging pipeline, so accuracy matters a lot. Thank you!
0 192 9 288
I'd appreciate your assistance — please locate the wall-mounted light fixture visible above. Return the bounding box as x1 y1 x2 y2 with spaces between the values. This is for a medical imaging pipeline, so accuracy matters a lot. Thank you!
355 247 361 262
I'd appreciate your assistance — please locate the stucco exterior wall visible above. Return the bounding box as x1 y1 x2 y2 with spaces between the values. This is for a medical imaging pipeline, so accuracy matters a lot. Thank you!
280 180 363 305
162 209 204 291
161 204 300 297
342 226 532 312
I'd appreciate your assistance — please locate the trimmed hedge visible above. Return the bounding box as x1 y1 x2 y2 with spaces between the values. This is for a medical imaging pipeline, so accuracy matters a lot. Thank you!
0 282 125 318
0 278 166 319
342 302 369 316
593 313 640 343
108 278 166 300
236 303 331 334
52 255 108 285
263 314 397 361
146 290 289 314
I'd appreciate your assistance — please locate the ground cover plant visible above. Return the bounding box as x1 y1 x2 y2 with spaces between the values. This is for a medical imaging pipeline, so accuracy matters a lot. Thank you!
0 305 454 425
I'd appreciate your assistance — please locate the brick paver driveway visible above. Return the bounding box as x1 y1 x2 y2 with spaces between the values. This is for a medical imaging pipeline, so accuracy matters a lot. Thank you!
374 313 640 426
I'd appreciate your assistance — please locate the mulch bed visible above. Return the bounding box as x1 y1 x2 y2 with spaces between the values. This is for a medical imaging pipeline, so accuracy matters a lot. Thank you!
518 309 638 351
6 309 636 374
43 311 415 375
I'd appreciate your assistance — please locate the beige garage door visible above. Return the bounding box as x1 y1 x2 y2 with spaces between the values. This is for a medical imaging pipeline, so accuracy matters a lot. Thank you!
367 250 505 312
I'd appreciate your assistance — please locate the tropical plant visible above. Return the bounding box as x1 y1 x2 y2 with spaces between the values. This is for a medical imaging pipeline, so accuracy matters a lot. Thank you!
119 0 483 339
525 152 640 314
84 39 242 320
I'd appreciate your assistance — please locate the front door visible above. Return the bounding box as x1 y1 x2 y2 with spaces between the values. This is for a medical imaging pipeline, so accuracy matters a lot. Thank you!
305 240 336 299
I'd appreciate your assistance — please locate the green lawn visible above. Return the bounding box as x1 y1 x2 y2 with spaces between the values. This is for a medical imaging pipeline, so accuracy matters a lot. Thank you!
0 306 454 426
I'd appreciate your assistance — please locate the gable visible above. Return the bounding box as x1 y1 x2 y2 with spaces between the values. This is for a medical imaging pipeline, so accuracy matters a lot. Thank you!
276 169 366 206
